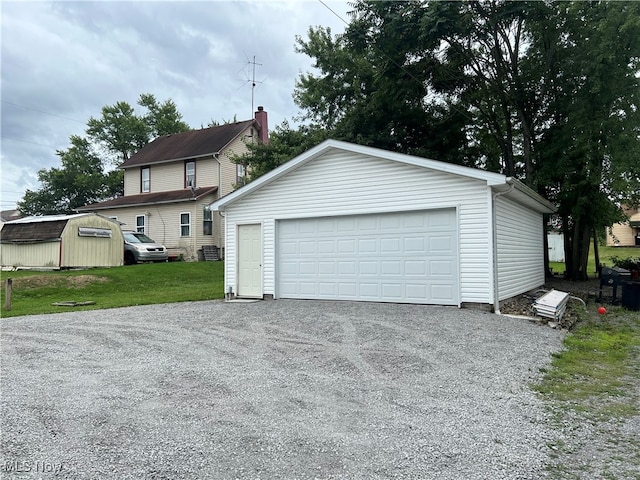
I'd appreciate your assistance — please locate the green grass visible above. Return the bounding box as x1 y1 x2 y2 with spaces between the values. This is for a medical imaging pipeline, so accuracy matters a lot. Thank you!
533 307 640 419
550 245 639 277
1 261 225 318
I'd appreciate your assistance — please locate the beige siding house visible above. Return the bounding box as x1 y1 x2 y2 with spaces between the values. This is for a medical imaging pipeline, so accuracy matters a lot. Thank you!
606 205 640 247
0 213 124 269
78 107 269 260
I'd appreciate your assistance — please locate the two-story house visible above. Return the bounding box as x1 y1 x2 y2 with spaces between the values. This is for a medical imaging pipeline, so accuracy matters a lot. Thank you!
77 107 268 260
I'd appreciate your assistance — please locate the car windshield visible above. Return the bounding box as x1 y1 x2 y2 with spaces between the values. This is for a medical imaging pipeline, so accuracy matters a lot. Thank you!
124 232 156 244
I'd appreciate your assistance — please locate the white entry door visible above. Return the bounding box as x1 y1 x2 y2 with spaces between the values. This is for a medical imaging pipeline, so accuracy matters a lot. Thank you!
277 210 459 305
237 224 262 298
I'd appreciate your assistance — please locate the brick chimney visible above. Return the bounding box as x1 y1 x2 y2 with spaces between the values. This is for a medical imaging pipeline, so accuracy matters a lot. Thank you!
254 106 269 144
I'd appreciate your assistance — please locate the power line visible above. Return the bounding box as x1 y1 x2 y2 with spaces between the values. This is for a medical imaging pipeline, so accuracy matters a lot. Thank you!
1 100 86 124
318 0 350 26
0 136 59 149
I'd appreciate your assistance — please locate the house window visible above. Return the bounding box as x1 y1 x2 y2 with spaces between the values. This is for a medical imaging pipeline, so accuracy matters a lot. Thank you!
203 207 213 235
136 215 146 234
180 212 191 237
185 161 195 188
141 167 150 193
237 163 246 184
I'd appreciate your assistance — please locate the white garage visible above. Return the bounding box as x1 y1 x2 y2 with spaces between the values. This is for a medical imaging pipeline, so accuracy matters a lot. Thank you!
210 140 556 311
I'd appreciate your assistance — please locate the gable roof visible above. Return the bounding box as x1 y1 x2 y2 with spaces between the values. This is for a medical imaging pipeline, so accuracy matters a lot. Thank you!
209 139 556 214
76 187 218 211
121 120 256 168
0 213 110 243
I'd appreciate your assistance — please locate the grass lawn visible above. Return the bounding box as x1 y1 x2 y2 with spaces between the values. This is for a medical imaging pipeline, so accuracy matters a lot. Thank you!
1 261 224 318
532 306 640 477
549 245 639 277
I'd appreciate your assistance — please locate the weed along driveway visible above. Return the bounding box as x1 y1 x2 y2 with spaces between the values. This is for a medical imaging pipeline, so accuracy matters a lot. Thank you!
1 300 564 479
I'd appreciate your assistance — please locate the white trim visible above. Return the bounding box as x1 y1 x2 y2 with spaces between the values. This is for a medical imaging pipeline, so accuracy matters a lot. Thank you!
179 211 191 237
209 140 555 214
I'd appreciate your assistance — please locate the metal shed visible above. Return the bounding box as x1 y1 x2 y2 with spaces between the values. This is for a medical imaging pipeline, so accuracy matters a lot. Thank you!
0 213 124 269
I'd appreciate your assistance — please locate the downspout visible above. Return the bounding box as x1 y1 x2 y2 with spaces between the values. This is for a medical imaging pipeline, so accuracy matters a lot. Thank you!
213 152 224 257
491 182 515 315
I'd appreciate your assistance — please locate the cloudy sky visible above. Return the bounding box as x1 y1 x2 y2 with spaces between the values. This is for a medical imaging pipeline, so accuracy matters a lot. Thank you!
0 0 351 212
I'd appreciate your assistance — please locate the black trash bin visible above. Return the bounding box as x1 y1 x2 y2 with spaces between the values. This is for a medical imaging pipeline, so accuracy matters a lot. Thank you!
622 281 640 311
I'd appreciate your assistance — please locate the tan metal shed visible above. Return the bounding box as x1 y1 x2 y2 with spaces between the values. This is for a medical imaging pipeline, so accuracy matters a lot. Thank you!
0 213 124 269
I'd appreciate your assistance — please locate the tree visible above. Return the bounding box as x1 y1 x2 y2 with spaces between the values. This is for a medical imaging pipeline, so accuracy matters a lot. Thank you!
232 121 329 183
533 1 640 279
290 0 640 280
87 93 190 164
18 136 122 215
19 94 191 215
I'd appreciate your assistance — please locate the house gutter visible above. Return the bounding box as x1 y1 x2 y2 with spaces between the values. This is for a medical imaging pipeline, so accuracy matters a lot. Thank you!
491 183 515 315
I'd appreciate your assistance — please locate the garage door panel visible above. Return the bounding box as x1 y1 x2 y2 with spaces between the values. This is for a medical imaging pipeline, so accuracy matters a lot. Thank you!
338 239 356 253
318 282 337 295
381 238 401 253
430 236 454 252
430 259 455 276
432 284 455 301
405 260 426 275
338 283 357 296
277 210 458 305
381 261 402 275
359 261 378 275
358 238 377 252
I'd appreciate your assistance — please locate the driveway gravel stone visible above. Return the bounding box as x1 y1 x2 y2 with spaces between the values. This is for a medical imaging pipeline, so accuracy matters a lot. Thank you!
1 300 565 479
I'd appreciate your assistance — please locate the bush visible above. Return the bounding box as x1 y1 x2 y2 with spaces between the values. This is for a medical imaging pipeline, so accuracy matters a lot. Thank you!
610 255 640 271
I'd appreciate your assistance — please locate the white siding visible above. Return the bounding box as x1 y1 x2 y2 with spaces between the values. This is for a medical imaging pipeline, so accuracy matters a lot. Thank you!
224 151 493 303
495 195 545 300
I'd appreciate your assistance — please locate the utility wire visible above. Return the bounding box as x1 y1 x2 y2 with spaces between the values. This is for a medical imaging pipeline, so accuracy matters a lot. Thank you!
1 100 86 124
1 136 59 149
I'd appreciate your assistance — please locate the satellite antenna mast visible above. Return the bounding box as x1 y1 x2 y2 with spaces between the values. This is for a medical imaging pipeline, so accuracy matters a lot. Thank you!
249 55 262 117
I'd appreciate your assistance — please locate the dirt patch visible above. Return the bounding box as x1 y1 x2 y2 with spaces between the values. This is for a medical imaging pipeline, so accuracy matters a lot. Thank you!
4 274 110 289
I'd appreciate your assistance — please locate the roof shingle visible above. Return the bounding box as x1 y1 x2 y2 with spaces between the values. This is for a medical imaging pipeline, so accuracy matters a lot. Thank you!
77 187 218 211
121 120 255 168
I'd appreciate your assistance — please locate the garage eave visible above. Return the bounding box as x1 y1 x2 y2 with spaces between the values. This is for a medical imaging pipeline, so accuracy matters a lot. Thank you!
498 178 557 214
209 139 510 212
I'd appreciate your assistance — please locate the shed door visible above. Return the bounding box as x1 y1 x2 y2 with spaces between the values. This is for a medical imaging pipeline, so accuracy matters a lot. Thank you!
237 224 262 298
277 210 459 304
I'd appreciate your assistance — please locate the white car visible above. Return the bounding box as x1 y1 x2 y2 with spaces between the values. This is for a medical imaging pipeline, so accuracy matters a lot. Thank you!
123 231 168 264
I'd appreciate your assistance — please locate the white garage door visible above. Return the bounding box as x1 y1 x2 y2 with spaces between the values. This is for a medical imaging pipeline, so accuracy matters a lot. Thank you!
277 209 459 305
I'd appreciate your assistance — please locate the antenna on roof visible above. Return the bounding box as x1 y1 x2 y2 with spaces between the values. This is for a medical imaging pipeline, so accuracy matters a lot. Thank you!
248 55 262 118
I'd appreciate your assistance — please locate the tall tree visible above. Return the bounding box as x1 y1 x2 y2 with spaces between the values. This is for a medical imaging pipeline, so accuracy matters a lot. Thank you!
87 93 190 164
534 1 640 279
19 94 191 215
18 136 122 215
290 0 640 280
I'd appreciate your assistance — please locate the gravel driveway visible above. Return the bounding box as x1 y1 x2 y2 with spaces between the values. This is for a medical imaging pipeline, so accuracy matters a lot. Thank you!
1 300 564 479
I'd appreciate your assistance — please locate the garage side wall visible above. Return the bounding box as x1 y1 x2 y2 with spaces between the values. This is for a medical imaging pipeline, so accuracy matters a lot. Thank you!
495 195 545 300
224 151 493 304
